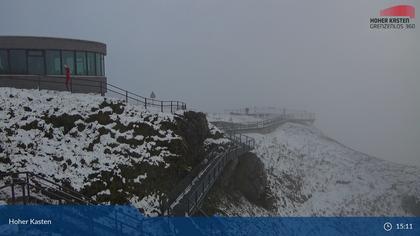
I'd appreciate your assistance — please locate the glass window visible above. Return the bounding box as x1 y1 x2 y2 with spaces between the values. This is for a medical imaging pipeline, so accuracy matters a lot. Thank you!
76 51 87 75
0 50 8 74
27 50 43 57
86 52 95 76
100 55 105 76
62 50 75 74
9 50 26 74
95 53 102 76
46 50 62 75
27 50 45 75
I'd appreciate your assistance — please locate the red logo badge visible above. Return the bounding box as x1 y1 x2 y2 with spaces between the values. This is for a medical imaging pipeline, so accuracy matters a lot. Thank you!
380 5 415 19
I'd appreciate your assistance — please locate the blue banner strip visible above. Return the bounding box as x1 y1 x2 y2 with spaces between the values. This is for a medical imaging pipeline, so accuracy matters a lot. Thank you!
0 205 419 236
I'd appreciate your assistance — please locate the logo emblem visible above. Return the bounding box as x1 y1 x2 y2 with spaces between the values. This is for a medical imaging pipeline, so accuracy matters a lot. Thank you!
380 5 415 19
370 5 415 30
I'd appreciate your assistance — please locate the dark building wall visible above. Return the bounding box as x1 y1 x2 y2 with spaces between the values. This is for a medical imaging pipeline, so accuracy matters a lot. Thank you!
0 36 106 54
0 75 107 95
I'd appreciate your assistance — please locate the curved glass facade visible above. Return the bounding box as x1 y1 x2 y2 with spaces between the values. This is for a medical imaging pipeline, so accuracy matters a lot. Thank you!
0 49 105 76
0 50 8 74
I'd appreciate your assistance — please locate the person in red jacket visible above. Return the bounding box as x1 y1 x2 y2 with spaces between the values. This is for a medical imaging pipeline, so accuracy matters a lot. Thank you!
64 65 71 91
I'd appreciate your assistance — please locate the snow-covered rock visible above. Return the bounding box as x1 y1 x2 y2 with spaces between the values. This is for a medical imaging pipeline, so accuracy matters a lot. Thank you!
211 122 420 216
0 88 223 216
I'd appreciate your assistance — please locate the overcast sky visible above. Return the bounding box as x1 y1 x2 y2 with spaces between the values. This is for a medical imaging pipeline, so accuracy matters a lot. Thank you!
1 0 419 167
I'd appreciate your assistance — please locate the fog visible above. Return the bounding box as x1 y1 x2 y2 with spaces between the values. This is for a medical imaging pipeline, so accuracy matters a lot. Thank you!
1 0 419 167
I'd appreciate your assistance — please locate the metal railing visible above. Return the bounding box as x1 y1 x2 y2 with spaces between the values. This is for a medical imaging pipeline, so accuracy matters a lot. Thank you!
106 83 186 113
212 112 315 133
0 76 187 113
162 132 255 216
0 172 92 205
225 107 311 115
0 171 144 235
161 110 314 215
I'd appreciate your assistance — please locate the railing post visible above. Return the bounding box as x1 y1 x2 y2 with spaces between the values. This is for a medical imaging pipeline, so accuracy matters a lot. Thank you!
170 101 173 113
22 184 26 205
11 182 15 204
161 101 163 112
26 172 30 202
38 76 41 91
177 101 179 110
125 90 128 103
144 98 147 109
58 186 63 204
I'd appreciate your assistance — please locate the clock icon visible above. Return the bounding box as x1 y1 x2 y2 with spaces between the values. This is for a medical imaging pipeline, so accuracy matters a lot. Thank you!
384 222 393 232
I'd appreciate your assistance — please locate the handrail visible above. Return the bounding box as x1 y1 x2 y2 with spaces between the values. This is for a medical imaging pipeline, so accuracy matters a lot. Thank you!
212 112 315 133
162 132 255 216
0 171 143 233
0 76 187 113
29 172 90 200
224 107 313 117
1 172 90 202
0 172 92 204
164 111 314 215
